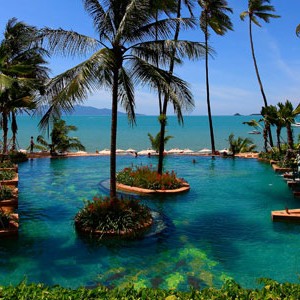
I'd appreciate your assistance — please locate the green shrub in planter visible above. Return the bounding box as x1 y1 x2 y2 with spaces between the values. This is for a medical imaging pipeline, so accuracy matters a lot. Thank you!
75 196 152 238
0 186 13 200
0 211 11 229
0 160 15 168
8 151 28 163
0 170 16 181
116 165 184 190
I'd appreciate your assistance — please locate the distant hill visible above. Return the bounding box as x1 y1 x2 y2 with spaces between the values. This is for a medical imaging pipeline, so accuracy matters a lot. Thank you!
67 105 127 116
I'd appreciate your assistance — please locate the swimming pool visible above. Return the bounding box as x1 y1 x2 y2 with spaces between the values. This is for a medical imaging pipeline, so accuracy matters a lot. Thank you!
0 155 299 290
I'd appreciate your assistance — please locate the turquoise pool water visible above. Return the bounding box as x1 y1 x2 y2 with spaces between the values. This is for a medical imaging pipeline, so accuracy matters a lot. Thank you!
1 156 300 290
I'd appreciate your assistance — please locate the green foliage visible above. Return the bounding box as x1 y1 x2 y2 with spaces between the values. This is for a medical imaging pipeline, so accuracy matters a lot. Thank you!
8 151 28 163
0 186 13 200
0 160 14 168
227 133 257 155
37 118 85 155
2 279 300 299
74 196 152 238
0 170 16 180
0 210 11 229
116 165 183 190
148 132 173 152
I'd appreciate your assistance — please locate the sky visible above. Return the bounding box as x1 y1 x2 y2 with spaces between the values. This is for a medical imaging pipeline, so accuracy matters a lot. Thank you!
1 0 300 116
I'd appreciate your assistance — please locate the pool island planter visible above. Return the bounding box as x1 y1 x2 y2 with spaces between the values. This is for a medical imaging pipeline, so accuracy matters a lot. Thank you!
74 218 153 238
116 182 190 195
0 213 19 237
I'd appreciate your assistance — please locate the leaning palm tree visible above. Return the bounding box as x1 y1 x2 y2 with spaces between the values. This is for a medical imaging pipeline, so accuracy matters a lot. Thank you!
0 18 49 154
39 0 204 200
228 133 256 155
240 0 280 147
199 0 233 155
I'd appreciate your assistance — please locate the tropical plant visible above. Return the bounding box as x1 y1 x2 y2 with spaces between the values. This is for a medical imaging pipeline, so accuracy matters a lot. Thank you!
8 151 28 163
74 196 152 238
240 0 280 147
116 165 183 190
148 131 173 152
38 0 204 200
277 100 297 150
227 133 256 155
0 186 13 201
156 0 203 175
36 118 85 155
0 18 49 154
199 0 233 155
0 170 16 181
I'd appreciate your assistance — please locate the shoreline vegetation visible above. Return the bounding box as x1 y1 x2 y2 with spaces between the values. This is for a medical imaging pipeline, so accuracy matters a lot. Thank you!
2 279 300 299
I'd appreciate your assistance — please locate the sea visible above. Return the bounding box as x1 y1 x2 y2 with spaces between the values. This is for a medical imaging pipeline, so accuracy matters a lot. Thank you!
12 114 291 153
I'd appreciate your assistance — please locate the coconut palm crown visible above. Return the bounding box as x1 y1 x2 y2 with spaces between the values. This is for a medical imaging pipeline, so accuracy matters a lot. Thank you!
38 0 205 200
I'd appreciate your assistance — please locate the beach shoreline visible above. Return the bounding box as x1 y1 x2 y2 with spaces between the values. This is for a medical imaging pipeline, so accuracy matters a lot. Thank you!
27 151 259 159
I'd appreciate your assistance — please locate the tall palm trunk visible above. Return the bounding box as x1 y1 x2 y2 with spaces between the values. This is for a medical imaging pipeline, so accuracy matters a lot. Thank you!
276 126 281 153
286 124 294 150
110 66 119 201
204 23 216 154
157 0 182 175
249 18 273 147
2 112 9 155
11 112 18 151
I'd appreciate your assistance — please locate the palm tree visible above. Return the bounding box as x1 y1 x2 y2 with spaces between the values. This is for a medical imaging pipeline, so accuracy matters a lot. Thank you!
227 133 256 155
39 0 204 200
267 104 284 152
155 0 204 174
0 18 49 154
277 100 298 150
240 0 280 147
148 131 173 152
199 0 233 155
36 118 85 155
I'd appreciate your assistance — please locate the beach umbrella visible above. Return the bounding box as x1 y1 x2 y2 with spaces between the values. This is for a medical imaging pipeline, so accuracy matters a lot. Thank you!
182 148 194 154
218 148 229 154
99 149 110 155
116 149 125 153
137 149 156 155
198 148 212 154
125 148 136 153
167 148 183 154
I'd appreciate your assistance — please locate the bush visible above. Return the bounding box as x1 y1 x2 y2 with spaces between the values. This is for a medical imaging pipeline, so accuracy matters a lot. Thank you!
8 151 28 163
74 196 152 238
0 211 12 229
0 160 15 168
116 165 183 190
2 279 300 299
0 186 13 200
0 170 16 181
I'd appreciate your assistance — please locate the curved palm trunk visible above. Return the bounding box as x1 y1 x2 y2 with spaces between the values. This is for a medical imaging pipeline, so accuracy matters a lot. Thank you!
204 27 216 154
2 112 9 155
110 67 119 201
249 19 273 147
157 0 182 175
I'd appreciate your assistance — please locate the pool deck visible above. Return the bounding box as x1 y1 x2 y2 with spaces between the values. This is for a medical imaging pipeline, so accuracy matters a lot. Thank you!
272 209 300 222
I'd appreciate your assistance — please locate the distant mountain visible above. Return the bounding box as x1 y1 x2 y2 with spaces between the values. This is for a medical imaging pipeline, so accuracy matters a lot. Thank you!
67 105 127 116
